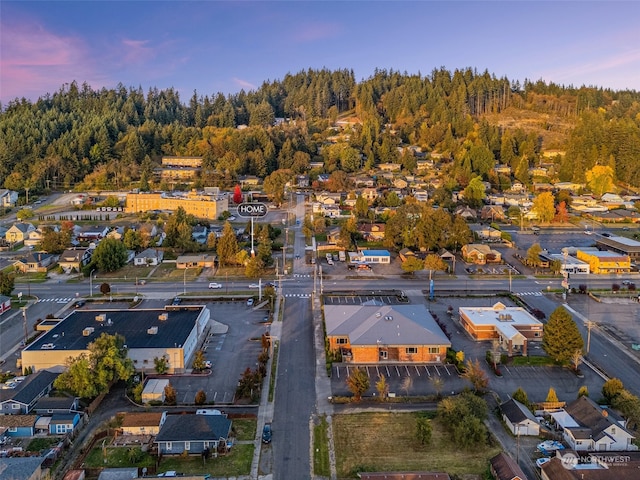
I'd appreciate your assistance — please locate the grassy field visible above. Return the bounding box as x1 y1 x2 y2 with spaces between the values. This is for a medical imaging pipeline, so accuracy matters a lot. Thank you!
332 412 500 479
84 445 156 468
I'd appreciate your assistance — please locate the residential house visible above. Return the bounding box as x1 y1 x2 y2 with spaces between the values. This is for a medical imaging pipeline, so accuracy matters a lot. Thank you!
33 396 80 415
75 225 110 243
0 189 19 208
0 370 60 414
106 227 125 241
493 164 512 175
490 452 528 480
324 304 451 363
529 166 548 177
48 413 81 435
238 175 261 188
500 398 540 436
326 227 341 245
470 225 502 242
0 415 37 437
121 412 164 435
58 248 92 273
320 204 341 218
0 295 10 315
0 457 46 480
601 193 624 204
461 244 502 264
509 181 525 193
481 205 506 222
24 228 48 248
5 223 36 244
296 175 310 188
560 396 636 451
413 190 429 203
398 248 427 262
192 225 208 244
378 163 401 172
155 413 232 455
176 254 215 269
392 178 408 189
455 206 477 221
13 252 58 273
358 224 385 242
316 192 342 205
134 248 164 266
361 188 379 202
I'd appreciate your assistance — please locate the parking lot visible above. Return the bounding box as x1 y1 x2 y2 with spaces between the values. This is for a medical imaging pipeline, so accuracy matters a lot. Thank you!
142 298 271 405
331 362 468 397
323 291 407 306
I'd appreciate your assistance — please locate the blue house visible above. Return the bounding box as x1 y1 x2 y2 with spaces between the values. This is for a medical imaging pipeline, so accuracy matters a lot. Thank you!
155 414 232 456
48 413 81 435
0 370 59 415
0 415 37 437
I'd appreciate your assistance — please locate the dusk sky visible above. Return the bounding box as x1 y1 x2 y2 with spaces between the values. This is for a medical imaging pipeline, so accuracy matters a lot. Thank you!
2 1 640 105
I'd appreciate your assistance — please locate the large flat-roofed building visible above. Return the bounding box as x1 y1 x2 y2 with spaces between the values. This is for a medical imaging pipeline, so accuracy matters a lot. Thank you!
158 156 202 181
21 306 210 374
576 249 631 274
125 190 228 220
459 302 543 356
324 304 450 363
594 234 640 261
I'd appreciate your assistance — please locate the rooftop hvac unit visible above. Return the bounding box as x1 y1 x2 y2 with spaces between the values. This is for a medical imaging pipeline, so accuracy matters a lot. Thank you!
82 327 95 336
158 313 168 321
147 326 158 335
95 314 106 322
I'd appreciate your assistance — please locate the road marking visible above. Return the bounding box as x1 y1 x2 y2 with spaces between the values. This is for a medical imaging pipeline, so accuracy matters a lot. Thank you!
515 292 543 296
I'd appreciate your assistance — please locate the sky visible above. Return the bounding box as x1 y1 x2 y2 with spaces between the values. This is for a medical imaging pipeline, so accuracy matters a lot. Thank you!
2 1 640 105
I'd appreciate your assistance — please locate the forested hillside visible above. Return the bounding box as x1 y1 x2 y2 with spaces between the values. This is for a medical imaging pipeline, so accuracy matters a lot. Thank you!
1 67 640 195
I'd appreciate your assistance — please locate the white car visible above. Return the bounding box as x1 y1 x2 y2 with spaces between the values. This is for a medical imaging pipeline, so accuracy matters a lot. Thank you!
208 282 222 289
248 283 259 289
247 298 254 307
228 215 236 221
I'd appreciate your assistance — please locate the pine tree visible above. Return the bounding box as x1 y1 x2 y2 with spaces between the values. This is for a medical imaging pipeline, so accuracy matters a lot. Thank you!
542 307 584 363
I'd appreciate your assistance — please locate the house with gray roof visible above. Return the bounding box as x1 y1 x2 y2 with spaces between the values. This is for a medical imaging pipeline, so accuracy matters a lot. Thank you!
324 304 450 363
0 457 45 480
155 413 232 455
0 370 60 415
500 398 540 436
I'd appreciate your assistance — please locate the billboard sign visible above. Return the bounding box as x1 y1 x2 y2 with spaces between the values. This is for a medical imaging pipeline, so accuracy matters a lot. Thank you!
237 202 268 218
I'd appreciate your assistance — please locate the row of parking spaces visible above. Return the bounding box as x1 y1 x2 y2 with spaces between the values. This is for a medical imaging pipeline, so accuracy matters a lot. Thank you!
499 365 572 379
323 294 406 306
178 386 236 405
334 363 457 379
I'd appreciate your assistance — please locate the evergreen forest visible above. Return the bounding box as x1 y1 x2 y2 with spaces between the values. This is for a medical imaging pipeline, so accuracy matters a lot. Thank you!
2 67 640 195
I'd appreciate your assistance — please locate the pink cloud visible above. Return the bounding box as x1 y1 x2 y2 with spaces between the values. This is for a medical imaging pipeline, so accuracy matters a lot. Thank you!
120 38 156 65
232 77 257 90
0 18 102 102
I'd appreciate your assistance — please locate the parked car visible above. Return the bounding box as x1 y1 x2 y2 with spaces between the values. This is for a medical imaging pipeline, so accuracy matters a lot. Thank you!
208 282 222 289
172 297 182 305
262 423 272 443
247 298 254 307
248 283 259 289
75 300 86 308
204 361 212 369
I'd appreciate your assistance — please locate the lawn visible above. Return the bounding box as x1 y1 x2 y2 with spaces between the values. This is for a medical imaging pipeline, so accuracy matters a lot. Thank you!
231 418 257 441
511 355 559 366
158 444 253 477
84 443 253 477
313 416 330 477
84 444 156 468
332 412 500 478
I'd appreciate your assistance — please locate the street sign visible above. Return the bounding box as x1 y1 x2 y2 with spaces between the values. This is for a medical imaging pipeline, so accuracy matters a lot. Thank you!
237 202 268 218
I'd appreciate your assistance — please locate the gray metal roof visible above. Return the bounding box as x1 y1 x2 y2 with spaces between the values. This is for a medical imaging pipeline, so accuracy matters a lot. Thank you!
0 457 44 480
324 304 450 347
0 370 59 405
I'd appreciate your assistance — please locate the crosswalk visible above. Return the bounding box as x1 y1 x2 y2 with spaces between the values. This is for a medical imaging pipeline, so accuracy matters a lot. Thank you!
37 298 74 303
284 293 311 298
293 274 312 278
515 291 543 297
